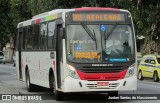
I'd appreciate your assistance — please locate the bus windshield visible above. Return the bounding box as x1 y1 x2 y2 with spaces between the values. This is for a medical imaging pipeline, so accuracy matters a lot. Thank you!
66 24 135 63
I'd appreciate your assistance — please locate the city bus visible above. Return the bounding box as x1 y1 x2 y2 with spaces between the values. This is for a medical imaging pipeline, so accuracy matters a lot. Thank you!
16 7 137 100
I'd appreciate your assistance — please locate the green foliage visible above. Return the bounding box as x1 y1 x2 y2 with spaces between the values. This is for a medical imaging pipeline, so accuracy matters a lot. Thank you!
0 0 160 53
0 0 11 50
27 0 56 16
137 0 160 53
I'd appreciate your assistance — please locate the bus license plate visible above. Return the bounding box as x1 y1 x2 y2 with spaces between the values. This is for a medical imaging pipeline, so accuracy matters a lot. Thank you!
97 82 109 86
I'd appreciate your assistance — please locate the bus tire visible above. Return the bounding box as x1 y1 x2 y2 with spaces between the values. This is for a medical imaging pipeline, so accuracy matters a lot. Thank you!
153 71 159 82
54 90 64 101
53 79 64 100
49 70 54 90
49 71 64 101
108 91 118 97
138 70 143 80
26 69 35 92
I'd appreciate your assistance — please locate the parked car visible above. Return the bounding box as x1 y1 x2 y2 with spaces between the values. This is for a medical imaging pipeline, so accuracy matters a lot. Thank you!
138 54 160 82
0 51 5 64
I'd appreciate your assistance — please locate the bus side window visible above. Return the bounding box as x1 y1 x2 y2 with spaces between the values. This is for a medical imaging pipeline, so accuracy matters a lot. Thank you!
22 27 28 50
40 23 47 49
33 24 40 50
48 21 56 50
26 26 33 50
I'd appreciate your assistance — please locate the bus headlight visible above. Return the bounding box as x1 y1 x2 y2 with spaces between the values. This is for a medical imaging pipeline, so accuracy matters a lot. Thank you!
67 64 80 79
125 64 135 78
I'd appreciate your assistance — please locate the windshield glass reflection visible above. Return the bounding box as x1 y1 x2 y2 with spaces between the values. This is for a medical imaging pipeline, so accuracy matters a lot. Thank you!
66 24 134 63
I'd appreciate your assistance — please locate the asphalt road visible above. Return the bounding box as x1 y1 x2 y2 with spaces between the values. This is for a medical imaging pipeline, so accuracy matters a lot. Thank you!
0 63 160 103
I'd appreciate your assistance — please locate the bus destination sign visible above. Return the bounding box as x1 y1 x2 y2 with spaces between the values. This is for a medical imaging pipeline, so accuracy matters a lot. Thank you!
72 13 125 22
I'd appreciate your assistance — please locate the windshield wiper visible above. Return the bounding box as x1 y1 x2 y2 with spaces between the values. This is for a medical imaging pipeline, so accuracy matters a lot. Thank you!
104 23 119 40
81 22 97 50
81 22 96 41
93 29 97 50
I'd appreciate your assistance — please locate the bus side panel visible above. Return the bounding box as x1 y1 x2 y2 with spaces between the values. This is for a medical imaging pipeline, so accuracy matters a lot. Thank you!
22 51 55 88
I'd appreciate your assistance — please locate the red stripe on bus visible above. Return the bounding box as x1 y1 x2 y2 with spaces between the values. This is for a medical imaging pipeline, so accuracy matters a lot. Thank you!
76 69 127 80
53 60 56 72
75 7 120 11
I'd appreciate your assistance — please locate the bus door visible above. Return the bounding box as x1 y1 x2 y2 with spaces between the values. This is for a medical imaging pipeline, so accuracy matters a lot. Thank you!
17 28 23 80
56 21 63 89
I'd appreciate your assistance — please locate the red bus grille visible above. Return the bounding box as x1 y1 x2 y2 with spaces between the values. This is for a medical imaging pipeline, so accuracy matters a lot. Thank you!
76 69 127 81
81 66 124 73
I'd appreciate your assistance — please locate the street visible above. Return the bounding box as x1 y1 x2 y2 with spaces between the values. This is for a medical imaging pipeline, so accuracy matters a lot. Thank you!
0 64 160 103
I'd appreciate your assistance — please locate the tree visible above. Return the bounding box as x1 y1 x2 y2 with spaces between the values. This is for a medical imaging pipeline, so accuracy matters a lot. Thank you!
137 0 160 54
9 0 32 50
27 0 56 16
0 0 159 55
0 0 11 50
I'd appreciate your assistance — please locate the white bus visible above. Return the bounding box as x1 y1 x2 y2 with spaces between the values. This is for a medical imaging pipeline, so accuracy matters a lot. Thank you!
16 7 137 100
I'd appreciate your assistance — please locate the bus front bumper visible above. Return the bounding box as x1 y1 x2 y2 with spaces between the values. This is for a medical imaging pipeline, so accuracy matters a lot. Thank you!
63 75 137 92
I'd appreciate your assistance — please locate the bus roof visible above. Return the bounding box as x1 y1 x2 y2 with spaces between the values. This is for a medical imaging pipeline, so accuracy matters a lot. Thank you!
17 9 64 28
17 7 130 28
74 7 120 11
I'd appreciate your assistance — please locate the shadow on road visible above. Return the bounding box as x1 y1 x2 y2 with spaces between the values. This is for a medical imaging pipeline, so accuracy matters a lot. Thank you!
25 87 130 102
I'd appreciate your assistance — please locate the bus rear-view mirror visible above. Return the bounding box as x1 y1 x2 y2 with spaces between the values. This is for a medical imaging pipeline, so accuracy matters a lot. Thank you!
60 28 65 39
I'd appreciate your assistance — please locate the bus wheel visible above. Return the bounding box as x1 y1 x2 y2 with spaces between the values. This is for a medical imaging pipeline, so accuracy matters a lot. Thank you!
52 79 64 101
49 72 55 90
26 69 35 92
50 72 64 101
108 91 118 97
153 72 159 82
138 70 143 80
54 90 64 101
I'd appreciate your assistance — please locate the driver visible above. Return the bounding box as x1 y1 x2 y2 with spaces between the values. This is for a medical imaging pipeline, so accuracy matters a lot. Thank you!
102 32 131 61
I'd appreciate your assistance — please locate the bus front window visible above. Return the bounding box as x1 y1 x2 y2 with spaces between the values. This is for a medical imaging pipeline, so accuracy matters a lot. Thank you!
66 25 101 63
103 25 134 62
66 24 135 63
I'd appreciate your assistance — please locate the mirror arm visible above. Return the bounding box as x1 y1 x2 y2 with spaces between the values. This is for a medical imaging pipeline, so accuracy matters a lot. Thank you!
60 27 66 39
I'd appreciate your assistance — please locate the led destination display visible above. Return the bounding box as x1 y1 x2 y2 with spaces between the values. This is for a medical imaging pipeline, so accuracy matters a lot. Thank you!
72 13 125 22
